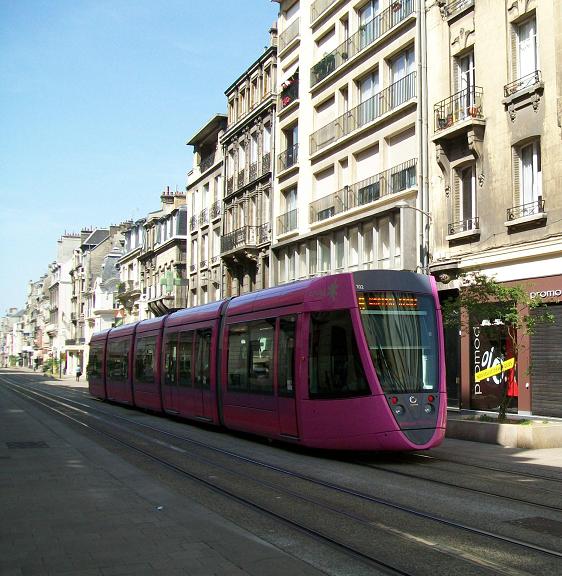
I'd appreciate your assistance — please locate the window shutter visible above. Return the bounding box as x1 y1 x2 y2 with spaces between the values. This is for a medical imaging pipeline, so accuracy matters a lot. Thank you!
512 147 521 207
452 172 461 227
511 26 518 80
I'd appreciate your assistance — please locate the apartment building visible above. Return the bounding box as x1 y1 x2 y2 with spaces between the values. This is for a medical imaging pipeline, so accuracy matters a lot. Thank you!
186 114 227 306
427 0 562 417
272 0 425 286
138 189 188 317
68 225 127 372
116 219 146 324
220 26 278 296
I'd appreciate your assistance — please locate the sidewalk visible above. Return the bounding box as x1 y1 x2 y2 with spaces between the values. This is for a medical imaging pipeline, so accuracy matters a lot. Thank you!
0 372 325 576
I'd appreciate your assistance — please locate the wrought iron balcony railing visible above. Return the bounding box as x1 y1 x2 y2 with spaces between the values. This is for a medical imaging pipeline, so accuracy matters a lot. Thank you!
434 86 483 132
277 209 298 235
210 200 221 219
448 217 479 235
440 0 474 19
237 169 245 188
309 159 417 223
189 215 198 231
198 208 209 227
249 161 258 182
310 1 415 87
311 72 416 154
261 152 271 176
507 197 545 221
200 259 208 269
221 224 271 253
504 70 542 97
277 143 299 172
199 153 215 173
278 18 299 52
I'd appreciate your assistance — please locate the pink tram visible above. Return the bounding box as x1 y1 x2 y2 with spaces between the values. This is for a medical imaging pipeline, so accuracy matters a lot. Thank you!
88 271 447 451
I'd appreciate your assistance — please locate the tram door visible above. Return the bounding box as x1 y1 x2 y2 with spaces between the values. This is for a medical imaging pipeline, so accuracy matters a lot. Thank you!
277 315 299 437
194 329 214 420
163 334 180 413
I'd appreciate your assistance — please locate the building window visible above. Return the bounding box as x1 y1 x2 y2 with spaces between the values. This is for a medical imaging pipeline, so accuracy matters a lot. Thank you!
451 164 477 233
516 16 538 80
359 70 380 126
359 0 381 50
512 140 542 216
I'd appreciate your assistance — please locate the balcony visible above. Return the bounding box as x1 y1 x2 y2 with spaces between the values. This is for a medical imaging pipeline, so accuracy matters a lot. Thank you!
199 208 209 227
277 143 299 173
210 200 222 220
279 73 299 110
221 224 271 255
261 152 271 176
310 0 338 22
309 159 417 223
277 209 298 235
278 18 299 53
237 169 245 189
447 217 480 239
506 197 546 228
249 161 258 182
504 70 542 98
310 72 416 154
439 0 474 19
199 152 215 173
310 1 415 87
434 86 483 132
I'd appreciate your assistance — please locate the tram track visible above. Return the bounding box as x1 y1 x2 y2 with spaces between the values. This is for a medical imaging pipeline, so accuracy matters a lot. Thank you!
4 378 562 576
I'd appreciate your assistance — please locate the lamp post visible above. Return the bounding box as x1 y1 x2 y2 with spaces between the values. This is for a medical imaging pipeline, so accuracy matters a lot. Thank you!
395 200 432 274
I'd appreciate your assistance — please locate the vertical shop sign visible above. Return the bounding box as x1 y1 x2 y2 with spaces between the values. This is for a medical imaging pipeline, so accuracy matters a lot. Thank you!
470 321 517 412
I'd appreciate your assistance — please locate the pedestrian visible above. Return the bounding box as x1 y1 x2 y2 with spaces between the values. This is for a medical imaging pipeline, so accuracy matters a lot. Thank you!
75 365 82 382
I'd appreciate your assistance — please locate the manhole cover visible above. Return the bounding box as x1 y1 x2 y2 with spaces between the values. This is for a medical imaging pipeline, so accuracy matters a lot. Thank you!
6 441 49 449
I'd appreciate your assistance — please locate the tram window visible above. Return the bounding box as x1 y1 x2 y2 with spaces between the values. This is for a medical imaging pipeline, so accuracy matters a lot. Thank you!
194 329 211 390
309 310 369 399
249 320 274 395
135 336 156 384
178 331 193 387
107 340 129 381
278 316 296 397
228 324 250 393
227 319 274 395
164 335 178 387
87 344 103 378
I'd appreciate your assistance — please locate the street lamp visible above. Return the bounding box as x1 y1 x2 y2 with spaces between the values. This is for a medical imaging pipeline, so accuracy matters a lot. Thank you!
395 199 432 274
395 199 432 223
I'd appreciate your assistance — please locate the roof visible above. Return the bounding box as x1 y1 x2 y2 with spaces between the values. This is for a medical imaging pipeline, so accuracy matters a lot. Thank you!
186 114 228 147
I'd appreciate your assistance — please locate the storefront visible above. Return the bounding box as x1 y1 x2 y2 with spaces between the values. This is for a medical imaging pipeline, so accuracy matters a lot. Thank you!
444 274 562 418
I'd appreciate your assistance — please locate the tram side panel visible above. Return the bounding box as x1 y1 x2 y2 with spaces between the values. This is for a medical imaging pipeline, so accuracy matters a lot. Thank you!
88 330 110 399
132 317 165 412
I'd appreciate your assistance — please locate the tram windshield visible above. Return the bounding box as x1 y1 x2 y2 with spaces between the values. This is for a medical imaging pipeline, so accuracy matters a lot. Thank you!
358 292 438 394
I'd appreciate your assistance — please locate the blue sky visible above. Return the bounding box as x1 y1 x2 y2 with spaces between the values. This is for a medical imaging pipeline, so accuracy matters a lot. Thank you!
0 0 279 314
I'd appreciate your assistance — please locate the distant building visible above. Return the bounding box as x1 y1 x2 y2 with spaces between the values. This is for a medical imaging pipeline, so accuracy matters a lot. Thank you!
220 24 278 296
137 189 188 317
186 114 227 306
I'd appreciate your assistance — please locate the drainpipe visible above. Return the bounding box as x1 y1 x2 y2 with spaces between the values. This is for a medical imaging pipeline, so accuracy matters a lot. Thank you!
416 0 430 273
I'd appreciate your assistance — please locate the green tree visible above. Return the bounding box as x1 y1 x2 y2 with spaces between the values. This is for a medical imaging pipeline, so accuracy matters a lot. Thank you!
441 272 554 421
